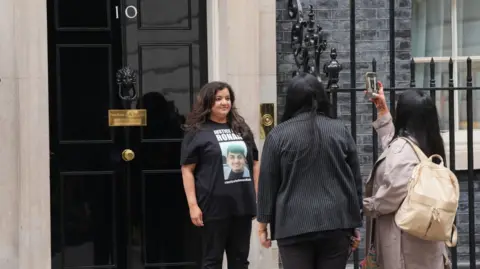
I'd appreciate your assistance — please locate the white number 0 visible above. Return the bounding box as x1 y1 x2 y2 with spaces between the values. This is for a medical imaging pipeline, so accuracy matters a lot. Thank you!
115 6 138 19
125 6 138 19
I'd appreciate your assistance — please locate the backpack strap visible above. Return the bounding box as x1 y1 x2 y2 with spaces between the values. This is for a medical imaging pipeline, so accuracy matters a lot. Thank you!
396 137 429 162
401 137 447 166
445 224 458 247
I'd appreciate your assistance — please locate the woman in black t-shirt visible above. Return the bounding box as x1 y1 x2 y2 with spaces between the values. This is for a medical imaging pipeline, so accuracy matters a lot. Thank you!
180 81 259 269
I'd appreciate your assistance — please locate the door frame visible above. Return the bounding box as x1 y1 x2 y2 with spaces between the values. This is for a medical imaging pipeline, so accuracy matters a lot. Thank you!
207 0 223 81
45 1 211 268
205 0 231 81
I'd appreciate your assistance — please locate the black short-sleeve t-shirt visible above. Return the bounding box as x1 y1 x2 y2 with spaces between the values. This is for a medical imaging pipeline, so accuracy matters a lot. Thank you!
180 120 258 221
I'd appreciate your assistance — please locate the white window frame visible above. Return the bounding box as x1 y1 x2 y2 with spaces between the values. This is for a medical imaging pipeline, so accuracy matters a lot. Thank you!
412 0 480 170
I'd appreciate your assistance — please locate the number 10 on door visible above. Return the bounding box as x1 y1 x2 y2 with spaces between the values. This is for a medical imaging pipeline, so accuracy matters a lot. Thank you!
115 5 138 19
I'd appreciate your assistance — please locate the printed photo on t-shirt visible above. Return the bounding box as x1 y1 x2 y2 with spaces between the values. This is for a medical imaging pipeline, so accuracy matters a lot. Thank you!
213 129 252 184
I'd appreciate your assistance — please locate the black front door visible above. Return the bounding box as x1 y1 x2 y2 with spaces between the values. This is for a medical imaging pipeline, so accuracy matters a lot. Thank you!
47 1 208 268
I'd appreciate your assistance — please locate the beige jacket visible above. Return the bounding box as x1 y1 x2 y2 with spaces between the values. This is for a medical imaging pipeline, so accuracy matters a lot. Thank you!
363 113 447 269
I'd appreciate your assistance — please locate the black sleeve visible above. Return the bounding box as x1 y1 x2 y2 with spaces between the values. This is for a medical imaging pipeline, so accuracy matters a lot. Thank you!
180 131 200 165
245 127 259 161
257 133 280 224
345 127 363 219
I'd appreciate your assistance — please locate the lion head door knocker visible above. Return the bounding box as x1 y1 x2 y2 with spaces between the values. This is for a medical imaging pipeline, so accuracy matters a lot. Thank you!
116 66 138 102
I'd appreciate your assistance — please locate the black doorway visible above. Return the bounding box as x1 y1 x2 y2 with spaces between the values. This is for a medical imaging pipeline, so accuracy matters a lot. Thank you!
47 1 208 268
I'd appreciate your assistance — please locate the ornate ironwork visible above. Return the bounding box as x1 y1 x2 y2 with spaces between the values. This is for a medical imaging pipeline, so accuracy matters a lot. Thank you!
324 48 342 90
116 66 138 101
287 0 299 19
290 4 328 78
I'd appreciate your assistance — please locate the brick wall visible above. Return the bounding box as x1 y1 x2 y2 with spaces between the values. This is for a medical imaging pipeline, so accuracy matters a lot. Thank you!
455 172 480 264
276 0 479 265
276 0 411 177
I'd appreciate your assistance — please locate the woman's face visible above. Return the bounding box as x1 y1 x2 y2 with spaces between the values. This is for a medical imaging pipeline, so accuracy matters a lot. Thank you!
211 88 231 119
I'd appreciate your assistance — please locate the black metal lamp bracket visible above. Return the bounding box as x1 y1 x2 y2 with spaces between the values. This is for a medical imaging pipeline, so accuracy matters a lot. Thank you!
287 0 299 18
290 4 328 78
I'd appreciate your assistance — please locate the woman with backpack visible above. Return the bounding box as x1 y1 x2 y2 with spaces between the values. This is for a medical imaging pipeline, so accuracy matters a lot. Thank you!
363 82 453 269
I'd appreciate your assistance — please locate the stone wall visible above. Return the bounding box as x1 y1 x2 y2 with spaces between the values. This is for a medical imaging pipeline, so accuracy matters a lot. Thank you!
276 0 479 265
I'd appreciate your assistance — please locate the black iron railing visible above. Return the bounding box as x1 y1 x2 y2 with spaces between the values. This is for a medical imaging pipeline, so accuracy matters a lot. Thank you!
324 51 480 269
284 0 479 268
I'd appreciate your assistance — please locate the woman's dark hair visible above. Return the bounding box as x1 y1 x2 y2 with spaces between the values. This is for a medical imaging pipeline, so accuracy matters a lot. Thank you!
280 72 333 163
393 89 446 161
184 81 254 145
281 72 333 122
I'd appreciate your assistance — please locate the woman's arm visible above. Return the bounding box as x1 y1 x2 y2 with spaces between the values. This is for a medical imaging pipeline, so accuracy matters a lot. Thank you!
370 82 394 149
257 134 280 248
253 160 260 195
363 140 417 217
244 128 260 195
181 164 204 227
181 164 198 208
373 113 395 150
180 131 203 226
345 129 363 219
257 134 280 225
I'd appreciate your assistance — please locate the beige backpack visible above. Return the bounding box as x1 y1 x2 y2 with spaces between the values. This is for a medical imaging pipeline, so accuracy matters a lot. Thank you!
394 138 459 247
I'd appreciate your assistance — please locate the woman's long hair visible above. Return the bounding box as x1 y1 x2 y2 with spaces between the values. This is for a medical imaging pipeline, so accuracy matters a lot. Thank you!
393 89 446 161
184 81 254 146
280 72 333 161
281 73 333 122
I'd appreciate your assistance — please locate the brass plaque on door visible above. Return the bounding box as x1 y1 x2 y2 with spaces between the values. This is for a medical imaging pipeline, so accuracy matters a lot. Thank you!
260 103 275 139
108 109 147 127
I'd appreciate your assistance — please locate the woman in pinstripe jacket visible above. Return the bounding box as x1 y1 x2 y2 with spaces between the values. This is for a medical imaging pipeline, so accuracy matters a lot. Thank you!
256 72 362 269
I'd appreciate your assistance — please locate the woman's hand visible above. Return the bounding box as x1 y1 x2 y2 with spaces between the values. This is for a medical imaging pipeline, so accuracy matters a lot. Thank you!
189 204 204 227
367 81 389 116
259 228 272 248
350 229 361 252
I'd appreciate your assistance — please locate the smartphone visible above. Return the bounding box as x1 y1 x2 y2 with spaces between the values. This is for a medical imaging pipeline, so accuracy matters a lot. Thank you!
365 72 378 98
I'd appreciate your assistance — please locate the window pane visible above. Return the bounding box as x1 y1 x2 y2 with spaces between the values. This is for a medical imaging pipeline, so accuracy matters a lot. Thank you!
457 0 480 56
457 61 480 129
412 0 452 57
414 63 451 131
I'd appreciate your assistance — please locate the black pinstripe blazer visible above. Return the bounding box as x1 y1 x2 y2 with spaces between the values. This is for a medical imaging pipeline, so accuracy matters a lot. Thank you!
257 112 363 240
